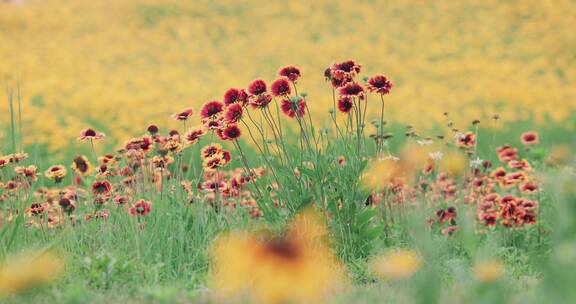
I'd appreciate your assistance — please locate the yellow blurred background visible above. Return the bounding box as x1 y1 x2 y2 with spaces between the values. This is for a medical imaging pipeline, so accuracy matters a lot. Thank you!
1 0 575 152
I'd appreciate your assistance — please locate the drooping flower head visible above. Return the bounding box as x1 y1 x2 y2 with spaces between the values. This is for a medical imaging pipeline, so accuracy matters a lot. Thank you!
78 128 105 141
146 124 159 135
185 128 206 145
456 132 476 148
171 108 194 121
271 78 292 97
331 60 361 77
281 97 306 118
278 65 301 82
249 94 272 109
200 101 224 120
366 75 393 95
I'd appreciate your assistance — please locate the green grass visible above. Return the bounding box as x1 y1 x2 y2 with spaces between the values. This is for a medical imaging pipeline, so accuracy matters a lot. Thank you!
1 97 576 303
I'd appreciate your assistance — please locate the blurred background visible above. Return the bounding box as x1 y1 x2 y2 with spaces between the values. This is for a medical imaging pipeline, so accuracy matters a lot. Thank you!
1 0 575 154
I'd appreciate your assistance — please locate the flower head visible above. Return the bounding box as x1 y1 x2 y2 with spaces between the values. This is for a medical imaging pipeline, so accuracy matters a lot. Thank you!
78 128 105 141
185 128 206 145
370 249 421 281
281 97 306 118
223 88 248 106
366 75 393 95
45 165 67 183
129 199 152 217
337 96 353 113
521 131 539 145
171 108 193 121
224 103 244 123
339 82 365 99
92 180 112 195
271 77 292 97
221 124 242 140
278 65 301 82
200 101 224 119
248 79 267 95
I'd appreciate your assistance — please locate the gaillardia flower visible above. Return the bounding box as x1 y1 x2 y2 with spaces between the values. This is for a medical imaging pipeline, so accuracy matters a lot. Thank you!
200 101 224 119
339 82 365 99
171 108 193 121
278 65 301 82
223 88 248 106
281 97 306 118
71 155 93 176
129 199 152 217
366 75 393 95
44 165 67 183
248 79 267 95
78 128 105 141
271 78 291 97
210 208 345 303
521 131 539 145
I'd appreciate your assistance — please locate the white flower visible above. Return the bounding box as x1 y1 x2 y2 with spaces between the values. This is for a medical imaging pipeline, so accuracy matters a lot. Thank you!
470 157 483 168
428 151 443 160
379 155 400 161
416 139 434 146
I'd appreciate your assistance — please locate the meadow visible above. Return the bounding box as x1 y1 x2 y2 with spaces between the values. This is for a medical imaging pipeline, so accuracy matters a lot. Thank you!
1 1 576 304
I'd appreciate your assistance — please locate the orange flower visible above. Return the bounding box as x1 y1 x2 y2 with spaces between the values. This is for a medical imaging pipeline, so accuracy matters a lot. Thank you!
78 128 105 141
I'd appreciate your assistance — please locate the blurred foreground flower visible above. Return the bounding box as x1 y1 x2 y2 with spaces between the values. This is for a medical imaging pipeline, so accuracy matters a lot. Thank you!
210 208 345 303
473 260 504 283
0 250 64 296
370 249 421 281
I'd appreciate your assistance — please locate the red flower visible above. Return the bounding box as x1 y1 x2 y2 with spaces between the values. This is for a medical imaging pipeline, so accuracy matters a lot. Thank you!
222 124 242 140
337 96 353 113
278 65 301 82
521 131 539 145
331 60 361 76
248 79 267 95
281 97 306 118
79 128 105 141
271 78 291 97
223 88 248 106
185 129 206 145
171 108 193 121
200 101 224 119
130 199 152 217
249 94 272 109
366 75 393 95
224 103 244 123
92 180 112 195
147 124 159 134
339 82 365 99
456 132 476 147
496 145 518 163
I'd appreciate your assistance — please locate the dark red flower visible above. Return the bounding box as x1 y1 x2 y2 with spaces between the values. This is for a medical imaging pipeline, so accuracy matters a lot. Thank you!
222 124 242 140
185 129 206 145
147 124 159 134
332 60 361 76
224 88 248 106
248 79 267 95
224 103 244 123
271 78 291 97
278 65 301 82
280 97 306 118
92 180 112 195
249 94 272 109
339 82 365 99
171 108 193 121
337 96 353 113
78 128 105 141
366 75 393 95
129 199 152 217
200 101 224 119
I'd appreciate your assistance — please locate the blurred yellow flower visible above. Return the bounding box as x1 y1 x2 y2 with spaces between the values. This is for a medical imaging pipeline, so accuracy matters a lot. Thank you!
439 151 468 177
0 250 65 296
209 208 345 303
370 249 421 281
473 260 504 284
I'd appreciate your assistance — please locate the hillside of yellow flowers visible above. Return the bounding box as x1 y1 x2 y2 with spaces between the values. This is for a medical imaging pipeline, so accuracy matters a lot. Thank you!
1 0 575 152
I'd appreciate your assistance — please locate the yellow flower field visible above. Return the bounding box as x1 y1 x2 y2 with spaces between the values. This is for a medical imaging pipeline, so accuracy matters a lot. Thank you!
1 0 575 152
